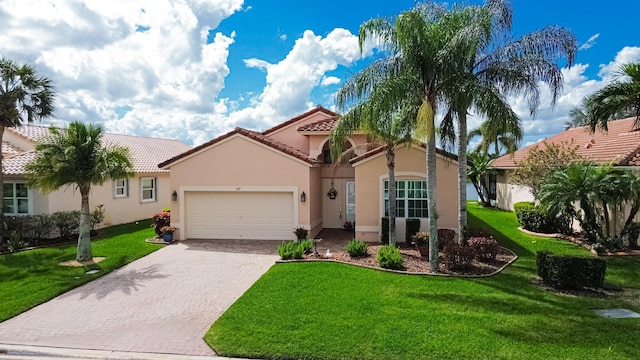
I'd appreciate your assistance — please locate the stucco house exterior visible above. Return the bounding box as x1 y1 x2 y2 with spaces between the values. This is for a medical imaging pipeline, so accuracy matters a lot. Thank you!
159 105 460 242
491 116 640 210
2 125 192 227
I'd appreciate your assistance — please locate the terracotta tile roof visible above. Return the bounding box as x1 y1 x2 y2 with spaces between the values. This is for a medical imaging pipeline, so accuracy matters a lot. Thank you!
159 127 320 168
3 151 36 176
262 105 339 135
2 142 23 156
350 143 459 165
297 118 338 132
492 117 640 168
6 125 192 174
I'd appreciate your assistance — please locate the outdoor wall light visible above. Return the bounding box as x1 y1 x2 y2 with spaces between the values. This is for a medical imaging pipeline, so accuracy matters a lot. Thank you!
171 190 178 201
301 191 306 202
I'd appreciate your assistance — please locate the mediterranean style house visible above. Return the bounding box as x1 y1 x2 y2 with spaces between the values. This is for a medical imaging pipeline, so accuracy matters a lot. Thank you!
491 116 640 210
2 125 192 227
159 105 460 242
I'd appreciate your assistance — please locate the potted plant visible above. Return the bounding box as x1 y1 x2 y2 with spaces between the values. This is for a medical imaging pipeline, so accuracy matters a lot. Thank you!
152 211 171 237
411 231 429 257
293 227 308 242
343 221 354 230
161 226 176 243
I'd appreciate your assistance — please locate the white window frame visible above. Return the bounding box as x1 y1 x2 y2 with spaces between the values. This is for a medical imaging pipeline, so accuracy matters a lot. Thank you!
384 180 428 218
3 181 33 215
141 177 157 203
114 179 128 198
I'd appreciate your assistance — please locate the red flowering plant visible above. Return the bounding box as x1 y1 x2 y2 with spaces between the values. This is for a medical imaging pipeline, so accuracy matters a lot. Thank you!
152 211 171 237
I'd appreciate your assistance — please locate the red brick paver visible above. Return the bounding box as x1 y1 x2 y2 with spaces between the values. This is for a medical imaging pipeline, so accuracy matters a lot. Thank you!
0 241 278 356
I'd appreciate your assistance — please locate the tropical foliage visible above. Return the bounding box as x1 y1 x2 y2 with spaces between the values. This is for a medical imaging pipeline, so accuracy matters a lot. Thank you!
25 122 134 262
0 58 55 233
467 150 496 207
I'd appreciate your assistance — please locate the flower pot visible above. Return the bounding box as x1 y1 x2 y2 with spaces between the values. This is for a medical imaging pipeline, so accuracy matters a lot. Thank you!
163 233 174 243
416 245 429 257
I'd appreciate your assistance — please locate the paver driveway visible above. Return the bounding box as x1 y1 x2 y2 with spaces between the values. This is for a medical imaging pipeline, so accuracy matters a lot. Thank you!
0 240 278 356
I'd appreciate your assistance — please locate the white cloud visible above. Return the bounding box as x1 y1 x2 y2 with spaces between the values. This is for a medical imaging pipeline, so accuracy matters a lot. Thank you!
579 33 599 50
321 76 341 87
280 34 287 41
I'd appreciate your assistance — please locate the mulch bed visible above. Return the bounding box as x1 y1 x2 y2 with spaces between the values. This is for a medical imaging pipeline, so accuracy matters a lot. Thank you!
299 244 517 276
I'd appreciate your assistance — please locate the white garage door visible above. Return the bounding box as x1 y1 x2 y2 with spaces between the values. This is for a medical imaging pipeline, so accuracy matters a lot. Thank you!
185 191 294 240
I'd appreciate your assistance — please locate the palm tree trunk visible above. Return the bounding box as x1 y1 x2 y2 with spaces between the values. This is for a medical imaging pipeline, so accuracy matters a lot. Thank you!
427 126 439 272
386 147 397 246
0 125 4 242
77 186 93 262
458 111 468 244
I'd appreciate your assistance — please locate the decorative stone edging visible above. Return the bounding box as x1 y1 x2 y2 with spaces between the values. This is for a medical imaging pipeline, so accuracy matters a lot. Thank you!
518 227 640 256
517 227 561 238
276 246 518 278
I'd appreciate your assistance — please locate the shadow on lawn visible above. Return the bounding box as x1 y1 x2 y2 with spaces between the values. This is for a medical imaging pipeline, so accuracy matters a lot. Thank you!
468 211 532 257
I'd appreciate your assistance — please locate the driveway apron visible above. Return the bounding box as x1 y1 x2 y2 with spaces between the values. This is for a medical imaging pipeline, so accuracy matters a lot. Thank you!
0 241 278 356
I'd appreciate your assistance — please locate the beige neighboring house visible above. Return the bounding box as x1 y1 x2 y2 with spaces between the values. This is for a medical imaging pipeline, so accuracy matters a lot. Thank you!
159 105 460 242
2 125 192 227
492 116 640 210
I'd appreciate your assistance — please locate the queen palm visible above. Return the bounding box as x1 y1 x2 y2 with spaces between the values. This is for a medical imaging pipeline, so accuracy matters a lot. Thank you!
588 62 640 131
438 0 577 242
25 122 134 262
468 119 520 156
0 58 54 228
333 60 420 246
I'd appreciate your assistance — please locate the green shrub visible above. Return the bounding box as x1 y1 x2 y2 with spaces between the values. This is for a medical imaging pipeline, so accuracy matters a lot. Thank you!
438 228 456 250
345 239 368 258
29 214 54 242
405 218 420 243
513 202 559 234
376 245 403 270
536 251 606 289
90 205 105 231
299 239 313 254
6 230 26 252
622 222 640 248
278 241 304 260
468 237 498 262
381 217 389 244
443 243 475 270
51 211 80 241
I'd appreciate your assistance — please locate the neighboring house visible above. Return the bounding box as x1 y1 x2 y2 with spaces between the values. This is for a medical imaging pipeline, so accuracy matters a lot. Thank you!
159 105 460 242
2 125 192 227
492 116 640 210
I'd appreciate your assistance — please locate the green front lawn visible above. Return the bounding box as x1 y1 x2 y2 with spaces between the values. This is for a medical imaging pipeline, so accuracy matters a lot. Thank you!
0 219 162 322
206 203 640 360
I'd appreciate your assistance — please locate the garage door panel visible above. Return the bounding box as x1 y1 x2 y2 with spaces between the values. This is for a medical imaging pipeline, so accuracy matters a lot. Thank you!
185 191 294 240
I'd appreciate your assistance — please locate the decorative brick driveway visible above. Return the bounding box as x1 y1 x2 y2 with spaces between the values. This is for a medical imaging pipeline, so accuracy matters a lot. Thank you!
0 241 278 356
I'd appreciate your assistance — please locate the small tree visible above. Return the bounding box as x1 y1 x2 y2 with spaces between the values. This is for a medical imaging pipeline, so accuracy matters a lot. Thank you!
511 140 583 197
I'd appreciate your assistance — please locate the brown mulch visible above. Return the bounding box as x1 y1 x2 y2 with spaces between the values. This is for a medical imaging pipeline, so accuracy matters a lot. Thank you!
302 245 516 276
59 257 105 267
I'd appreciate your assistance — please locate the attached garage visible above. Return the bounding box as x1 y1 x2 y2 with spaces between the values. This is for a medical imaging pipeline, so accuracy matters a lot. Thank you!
184 191 295 240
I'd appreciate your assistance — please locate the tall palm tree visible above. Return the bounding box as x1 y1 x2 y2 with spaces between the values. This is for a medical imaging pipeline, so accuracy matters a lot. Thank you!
25 122 133 262
588 62 640 131
333 63 420 246
468 119 520 156
0 58 55 229
439 0 577 243
357 3 476 271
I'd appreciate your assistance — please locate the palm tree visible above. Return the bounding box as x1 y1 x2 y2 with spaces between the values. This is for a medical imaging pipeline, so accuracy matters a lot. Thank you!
439 0 577 243
468 120 520 156
587 62 640 131
467 150 496 207
356 3 478 271
0 58 55 230
333 63 420 246
25 122 133 262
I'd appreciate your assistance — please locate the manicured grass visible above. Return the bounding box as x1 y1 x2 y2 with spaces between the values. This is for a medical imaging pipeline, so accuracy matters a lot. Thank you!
0 219 162 322
206 203 640 360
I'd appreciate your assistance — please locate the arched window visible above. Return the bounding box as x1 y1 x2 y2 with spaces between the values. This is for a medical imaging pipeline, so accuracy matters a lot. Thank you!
319 140 353 164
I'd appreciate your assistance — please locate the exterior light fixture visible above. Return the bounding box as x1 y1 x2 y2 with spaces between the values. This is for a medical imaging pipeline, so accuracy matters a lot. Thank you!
171 190 177 201
301 191 306 202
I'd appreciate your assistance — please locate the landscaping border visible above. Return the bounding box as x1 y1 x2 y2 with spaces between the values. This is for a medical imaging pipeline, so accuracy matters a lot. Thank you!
276 246 518 278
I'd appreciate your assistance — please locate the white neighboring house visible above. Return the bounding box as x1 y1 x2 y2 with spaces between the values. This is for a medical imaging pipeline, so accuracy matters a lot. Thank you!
2 125 192 227
491 116 640 211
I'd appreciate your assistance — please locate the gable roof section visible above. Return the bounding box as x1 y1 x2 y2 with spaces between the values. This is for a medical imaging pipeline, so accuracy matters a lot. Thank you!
3 151 36 176
6 125 192 174
262 105 338 135
2 142 23 156
158 127 320 168
296 118 338 133
492 117 640 168
350 143 459 166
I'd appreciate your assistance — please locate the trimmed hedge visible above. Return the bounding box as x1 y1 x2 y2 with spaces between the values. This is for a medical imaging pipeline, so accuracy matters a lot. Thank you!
381 217 389 244
514 202 559 234
536 251 606 289
405 218 420 243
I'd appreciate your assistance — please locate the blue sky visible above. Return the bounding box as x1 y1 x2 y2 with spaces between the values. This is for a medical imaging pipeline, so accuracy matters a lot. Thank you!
1 0 639 147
